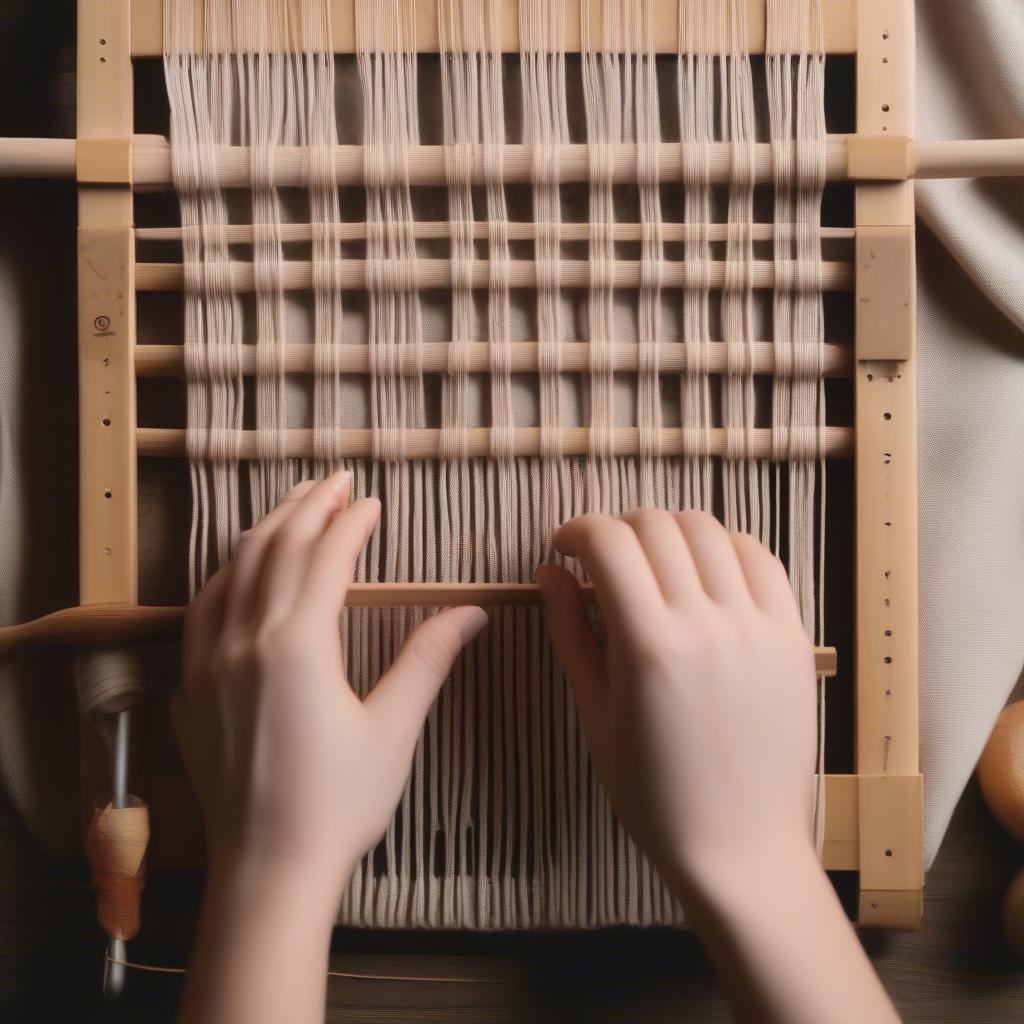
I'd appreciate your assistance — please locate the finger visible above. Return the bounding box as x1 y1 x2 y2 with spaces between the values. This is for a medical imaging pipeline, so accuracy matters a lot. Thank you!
674 510 753 606
536 564 609 731
223 477 320 633
552 515 664 638
620 508 704 607
293 497 382 623
364 606 488 750
182 563 232 680
250 471 353 623
731 533 803 624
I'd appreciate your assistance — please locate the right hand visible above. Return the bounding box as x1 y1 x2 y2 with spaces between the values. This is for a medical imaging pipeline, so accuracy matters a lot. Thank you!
537 509 819 895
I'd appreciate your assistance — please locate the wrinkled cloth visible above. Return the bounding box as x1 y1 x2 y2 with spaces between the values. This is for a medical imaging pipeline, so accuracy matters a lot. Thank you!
915 0 1024 868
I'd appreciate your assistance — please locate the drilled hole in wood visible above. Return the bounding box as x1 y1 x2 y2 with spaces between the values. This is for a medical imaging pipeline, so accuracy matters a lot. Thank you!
99 38 106 44
883 412 892 420
866 373 874 381
104 547 111 556
881 104 890 112
884 688 892 696
882 56 889 63
103 489 112 499
871 901 880 909
100 57 106 63
102 417 111 427
884 848 893 857
884 656 892 664
882 30 890 39
885 629 892 636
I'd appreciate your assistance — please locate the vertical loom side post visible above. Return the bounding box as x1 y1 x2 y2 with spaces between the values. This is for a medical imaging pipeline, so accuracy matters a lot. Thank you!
77 0 139 993
852 0 923 928
76 0 138 796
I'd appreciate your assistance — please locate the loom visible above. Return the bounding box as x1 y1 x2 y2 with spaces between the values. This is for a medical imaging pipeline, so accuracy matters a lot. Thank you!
0 0 1021 1001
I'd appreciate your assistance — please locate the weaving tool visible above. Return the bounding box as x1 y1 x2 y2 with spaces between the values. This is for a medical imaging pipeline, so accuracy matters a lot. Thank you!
0 0 1022 1001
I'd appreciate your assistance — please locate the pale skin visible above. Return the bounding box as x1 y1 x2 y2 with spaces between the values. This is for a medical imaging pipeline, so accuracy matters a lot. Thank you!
173 471 900 1024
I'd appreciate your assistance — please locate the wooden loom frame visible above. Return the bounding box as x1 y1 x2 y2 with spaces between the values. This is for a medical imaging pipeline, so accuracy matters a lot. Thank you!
0 0 943 952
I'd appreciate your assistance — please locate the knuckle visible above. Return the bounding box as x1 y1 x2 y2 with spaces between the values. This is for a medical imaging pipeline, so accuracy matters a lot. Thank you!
623 507 671 531
215 638 254 675
407 621 459 677
565 513 606 539
271 521 309 549
675 508 719 532
255 622 309 665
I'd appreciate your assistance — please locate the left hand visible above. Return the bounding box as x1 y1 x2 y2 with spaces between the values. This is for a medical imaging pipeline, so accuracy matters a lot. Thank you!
171 472 487 901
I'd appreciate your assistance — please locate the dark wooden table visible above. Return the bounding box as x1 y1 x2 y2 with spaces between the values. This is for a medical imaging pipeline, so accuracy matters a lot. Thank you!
3 768 1024 1023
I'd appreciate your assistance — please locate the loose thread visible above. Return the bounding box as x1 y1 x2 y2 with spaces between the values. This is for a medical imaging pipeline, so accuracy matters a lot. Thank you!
105 955 512 985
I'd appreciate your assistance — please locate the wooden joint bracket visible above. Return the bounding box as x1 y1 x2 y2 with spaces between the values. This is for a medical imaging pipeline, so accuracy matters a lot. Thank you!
77 137 133 185
856 773 923 928
846 134 913 181
855 225 915 361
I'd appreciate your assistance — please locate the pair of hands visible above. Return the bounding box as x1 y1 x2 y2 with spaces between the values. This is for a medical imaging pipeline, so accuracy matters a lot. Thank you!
174 470 818 902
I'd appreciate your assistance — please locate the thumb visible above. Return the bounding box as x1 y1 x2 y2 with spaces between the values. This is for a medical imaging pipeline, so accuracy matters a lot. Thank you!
365 606 488 748
536 564 609 728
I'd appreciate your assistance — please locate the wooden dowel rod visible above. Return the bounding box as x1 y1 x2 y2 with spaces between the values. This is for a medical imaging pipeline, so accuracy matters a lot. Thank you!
135 257 854 293
0 598 838 675
132 137 854 188
1 136 1019 183
137 426 854 460
128 135 1024 188
135 340 854 378
135 221 858 244
0 137 76 178
913 138 1024 180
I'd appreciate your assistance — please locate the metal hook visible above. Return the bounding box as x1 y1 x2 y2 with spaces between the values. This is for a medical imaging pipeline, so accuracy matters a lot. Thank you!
103 939 126 1001
101 709 131 1002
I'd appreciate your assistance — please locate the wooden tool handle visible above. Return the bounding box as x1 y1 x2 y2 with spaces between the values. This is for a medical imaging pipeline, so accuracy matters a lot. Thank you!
0 591 839 676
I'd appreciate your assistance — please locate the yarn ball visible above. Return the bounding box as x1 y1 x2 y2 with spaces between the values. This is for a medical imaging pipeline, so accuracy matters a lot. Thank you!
1004 865 1024 959
979 701 1024 842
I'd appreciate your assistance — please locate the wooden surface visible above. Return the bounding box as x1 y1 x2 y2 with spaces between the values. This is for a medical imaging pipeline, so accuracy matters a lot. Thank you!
3 770 1024 1022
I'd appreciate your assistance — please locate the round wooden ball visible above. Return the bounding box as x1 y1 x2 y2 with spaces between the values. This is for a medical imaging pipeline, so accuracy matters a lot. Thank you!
979 701 1024 842
1005 865 1024 959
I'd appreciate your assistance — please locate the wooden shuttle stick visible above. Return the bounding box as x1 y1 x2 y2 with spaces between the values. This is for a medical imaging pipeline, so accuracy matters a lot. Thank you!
0 594 839 677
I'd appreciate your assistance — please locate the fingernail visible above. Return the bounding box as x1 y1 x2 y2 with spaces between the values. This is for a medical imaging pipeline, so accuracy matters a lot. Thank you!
459 607 488 644
331 470 352 494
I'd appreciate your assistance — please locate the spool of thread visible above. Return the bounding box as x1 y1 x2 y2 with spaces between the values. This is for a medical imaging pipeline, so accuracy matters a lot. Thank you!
85 798 150 942
979 701 1024 841
978 701 1024 957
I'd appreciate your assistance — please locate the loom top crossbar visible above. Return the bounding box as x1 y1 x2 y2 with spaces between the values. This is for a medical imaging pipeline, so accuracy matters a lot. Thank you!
129 0 859 55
